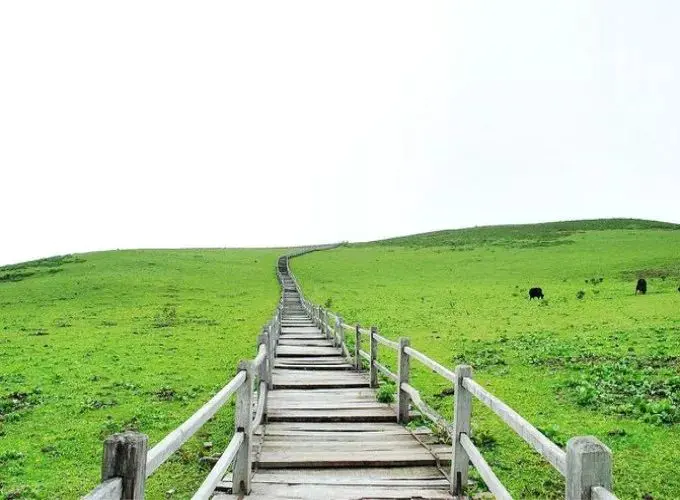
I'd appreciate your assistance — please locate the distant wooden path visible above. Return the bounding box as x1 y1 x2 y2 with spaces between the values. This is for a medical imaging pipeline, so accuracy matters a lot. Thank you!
83 246 619 500
214 270 453 499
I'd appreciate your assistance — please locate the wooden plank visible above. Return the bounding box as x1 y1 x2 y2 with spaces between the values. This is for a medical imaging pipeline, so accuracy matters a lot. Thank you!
259 441 427 452
272 357 349 364
257 449 439 468
268 387 378 395
267 408 396 422
213 484 453 499
237 466 446 481
276 346 342 357
255 422 428 435
268 401 389 410
278 339 335 347
273 363 354 371
255 432 417 442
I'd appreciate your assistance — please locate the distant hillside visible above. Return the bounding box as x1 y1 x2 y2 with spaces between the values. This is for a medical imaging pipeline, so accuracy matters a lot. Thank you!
363 218 680 249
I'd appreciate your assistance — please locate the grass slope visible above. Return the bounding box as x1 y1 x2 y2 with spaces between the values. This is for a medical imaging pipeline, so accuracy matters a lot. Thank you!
0 249 281 499
292 219 680 500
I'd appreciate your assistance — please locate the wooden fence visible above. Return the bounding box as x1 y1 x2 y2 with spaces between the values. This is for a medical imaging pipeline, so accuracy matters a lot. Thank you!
82 280 285 499
81 245 342 499
285 254 618 500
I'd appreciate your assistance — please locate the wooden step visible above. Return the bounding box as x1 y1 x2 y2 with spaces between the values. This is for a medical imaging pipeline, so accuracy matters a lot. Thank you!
214 483 453 499
276 346 342 357
272 369 368 389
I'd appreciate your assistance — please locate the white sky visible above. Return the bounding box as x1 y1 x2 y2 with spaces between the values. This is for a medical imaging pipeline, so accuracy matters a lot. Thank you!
1 1 679 265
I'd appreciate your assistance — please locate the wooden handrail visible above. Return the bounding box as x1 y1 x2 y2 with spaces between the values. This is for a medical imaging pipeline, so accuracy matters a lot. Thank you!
460 433 512 500
404 346 456 383
191 432 245 500
252 344 267 369
374 360 398 382
81 478 123 500
251 381 267 429
146 369 247 476
401 383 451 434
462 377 567 475
373 332 399 349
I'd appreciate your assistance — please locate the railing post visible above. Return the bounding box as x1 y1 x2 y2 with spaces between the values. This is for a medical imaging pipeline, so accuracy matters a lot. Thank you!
565 436 613 500
369 326 378 388
232 361 253 495
337 316 345 349
451 365 472 496
258 331 271 390
101 431 148 499
397 338 410 423
355 324 361 371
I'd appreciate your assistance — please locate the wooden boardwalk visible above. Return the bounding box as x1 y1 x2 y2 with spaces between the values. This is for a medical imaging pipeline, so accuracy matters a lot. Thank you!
215 274 453 499
82 247 618 500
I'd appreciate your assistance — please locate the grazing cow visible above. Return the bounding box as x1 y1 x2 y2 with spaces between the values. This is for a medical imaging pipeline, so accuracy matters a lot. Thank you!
529 287 544 300
636 278 647 295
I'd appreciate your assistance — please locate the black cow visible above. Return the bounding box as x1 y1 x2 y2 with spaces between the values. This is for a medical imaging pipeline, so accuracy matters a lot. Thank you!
636 278 647 295
529 287 544 300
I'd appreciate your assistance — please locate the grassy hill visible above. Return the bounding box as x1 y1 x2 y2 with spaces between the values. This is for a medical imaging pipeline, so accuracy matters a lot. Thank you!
291 219 680 500
0 249 282 499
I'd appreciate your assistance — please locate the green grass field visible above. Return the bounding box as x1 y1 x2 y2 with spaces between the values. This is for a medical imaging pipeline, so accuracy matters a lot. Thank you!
0 249 281 499
291 219 680 500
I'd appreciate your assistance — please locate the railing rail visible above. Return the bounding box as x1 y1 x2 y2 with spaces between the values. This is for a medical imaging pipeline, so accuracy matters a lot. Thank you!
286 250 619 500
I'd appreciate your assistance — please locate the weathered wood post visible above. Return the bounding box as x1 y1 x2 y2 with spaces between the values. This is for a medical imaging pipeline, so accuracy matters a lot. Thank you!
322 309 329 340
355 324 361 371
397 338 410 423
101 431 148 499
565 436 613 500
232 361 253 495
369 326 378 388
337 316 345 349
258 331 272 390
451 364 472 496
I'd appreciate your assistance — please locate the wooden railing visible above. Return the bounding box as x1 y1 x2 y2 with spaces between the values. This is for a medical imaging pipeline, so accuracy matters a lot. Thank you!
286 255 618 500
82 278 284 499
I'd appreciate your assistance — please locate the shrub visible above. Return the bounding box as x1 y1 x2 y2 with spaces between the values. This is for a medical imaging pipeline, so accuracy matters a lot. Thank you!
376 383 395 403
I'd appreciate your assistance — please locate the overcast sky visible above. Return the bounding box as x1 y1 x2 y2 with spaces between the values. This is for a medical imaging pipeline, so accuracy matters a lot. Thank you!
1 1 679 265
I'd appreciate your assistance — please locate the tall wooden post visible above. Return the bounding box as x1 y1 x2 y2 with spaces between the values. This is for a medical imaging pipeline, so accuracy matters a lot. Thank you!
397 338 410 423
451 365 472 496
565 436 613 500
369 326 378 388
232 361 253 495
355 324 361 371
337 316 345 349
101 431 148 499
258 331 271 389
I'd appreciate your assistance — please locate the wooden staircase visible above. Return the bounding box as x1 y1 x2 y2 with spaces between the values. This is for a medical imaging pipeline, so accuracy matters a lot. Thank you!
214 267 453 499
